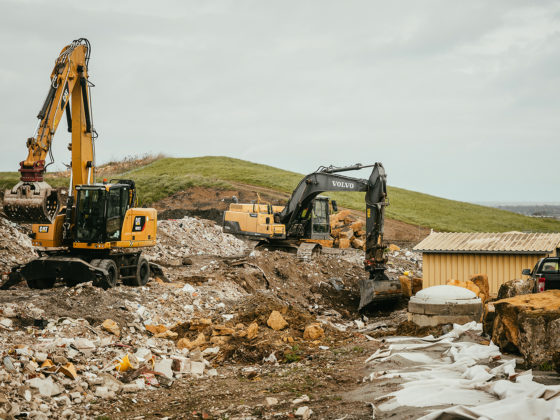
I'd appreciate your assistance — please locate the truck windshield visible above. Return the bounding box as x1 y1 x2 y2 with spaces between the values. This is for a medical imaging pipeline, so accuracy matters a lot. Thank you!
75 189 106 243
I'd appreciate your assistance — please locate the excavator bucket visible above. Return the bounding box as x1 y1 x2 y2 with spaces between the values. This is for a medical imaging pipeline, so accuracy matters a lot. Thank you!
358 272 402 310
3 181 61 224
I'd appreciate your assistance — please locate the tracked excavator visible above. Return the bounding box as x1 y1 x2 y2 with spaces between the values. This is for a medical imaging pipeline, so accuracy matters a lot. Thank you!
223 163 401 308
2 38 157 289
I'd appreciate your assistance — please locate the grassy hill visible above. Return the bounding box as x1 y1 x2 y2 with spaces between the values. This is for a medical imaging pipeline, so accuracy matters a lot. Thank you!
2 156 560 233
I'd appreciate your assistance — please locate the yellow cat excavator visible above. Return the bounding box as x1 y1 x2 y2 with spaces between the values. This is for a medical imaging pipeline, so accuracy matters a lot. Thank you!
2 38 157 289
223 163 402 308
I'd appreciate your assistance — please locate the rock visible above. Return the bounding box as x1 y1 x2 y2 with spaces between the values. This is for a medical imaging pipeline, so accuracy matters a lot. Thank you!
101 319 120 337
27 377 63 397
210 336 231 346
155 330 178 339
389 244 400 252
267 311 288 331
182 257 193 266
145 324 168 335
412 277 423 295
399 276 413 297
303 324 324 340
295 406 313 419
447 279 481 297
246 322 258 340
154 358 174 379
202 347 220 356
177 333 206 350
292 394 310 405
53 355 68 365
470 274 489 302
212 325 235 336
59 362 78 380
189 318 212 331
265 397 279 407
0 318 13 328
497 278 536 299
35 352 48 363
492 290 560 366
483 303 496 336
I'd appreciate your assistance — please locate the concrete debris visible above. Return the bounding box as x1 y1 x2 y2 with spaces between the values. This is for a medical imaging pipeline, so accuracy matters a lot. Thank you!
295 405 313 419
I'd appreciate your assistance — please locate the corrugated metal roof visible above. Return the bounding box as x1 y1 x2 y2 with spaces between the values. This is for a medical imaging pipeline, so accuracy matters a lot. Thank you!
414 232 560 254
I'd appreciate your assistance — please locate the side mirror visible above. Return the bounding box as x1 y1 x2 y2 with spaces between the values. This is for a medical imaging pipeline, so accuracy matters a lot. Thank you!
331 200 338 213
522 268 531 276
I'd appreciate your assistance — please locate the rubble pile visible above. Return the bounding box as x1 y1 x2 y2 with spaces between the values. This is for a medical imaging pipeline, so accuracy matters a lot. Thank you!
330 210 367 250
0 296 218 419
0 217 36 273
145 216 247 263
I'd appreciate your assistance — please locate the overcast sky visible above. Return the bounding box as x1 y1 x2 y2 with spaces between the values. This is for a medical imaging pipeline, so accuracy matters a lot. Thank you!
1 0 559 203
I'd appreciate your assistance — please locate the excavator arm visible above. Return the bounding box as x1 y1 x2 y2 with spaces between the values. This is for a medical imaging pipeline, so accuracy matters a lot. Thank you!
4 38 95 224
277 162 397 308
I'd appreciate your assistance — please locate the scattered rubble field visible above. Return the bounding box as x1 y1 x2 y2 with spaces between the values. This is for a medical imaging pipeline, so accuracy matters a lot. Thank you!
0 203 426 419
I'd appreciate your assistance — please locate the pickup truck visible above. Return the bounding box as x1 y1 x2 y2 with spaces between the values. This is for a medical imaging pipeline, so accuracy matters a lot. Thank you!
522 257 560 292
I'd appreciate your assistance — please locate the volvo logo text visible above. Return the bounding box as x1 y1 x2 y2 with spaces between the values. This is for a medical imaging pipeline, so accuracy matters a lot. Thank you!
332 181 354 189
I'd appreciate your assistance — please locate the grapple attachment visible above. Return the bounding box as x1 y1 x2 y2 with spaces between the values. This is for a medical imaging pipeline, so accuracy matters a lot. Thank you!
3 181 61 224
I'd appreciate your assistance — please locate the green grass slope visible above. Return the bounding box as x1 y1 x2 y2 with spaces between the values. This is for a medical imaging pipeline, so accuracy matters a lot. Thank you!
2 156 560 233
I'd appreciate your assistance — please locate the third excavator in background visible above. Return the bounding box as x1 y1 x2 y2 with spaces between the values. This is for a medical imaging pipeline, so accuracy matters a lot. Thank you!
223 162 402 309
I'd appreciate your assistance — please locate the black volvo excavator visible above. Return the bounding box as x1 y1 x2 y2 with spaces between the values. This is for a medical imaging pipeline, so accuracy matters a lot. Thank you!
223 162 402 309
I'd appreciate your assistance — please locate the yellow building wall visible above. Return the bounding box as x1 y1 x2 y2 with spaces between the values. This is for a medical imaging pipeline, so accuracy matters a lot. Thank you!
422 253 548 295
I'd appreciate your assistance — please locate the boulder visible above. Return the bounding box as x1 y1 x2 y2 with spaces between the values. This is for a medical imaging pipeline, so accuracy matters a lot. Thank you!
267 311 288 331
497 278 536 299
492 290 560 366
176 333 206 350
447 279 483 300
246 322 258 340
303 324 324 340
337 238 351 249
399 276 413 297
412 277 423 295
470 274 489 302
350 237 364 250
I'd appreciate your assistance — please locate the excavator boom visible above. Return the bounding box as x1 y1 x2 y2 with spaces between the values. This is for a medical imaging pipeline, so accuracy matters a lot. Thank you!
4 38 94 223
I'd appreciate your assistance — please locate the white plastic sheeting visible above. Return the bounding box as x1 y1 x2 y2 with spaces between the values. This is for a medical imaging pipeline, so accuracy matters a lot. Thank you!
365 322 560 419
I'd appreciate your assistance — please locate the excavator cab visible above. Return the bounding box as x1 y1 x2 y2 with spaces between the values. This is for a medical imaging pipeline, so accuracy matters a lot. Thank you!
75 183 131 243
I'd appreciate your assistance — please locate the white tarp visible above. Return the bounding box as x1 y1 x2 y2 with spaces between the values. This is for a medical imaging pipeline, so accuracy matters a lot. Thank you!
365 322 560 419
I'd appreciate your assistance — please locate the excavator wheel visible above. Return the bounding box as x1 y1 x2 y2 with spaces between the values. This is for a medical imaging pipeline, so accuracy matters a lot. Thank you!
93 259 118 289
123 255 150 287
